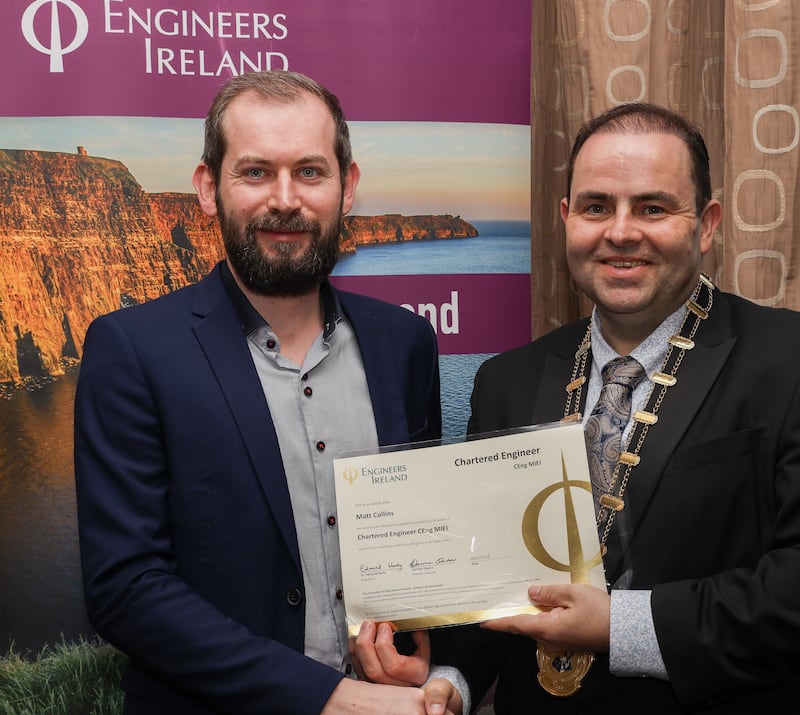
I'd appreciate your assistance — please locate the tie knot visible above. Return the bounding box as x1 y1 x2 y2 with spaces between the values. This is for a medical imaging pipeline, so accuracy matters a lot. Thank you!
601 356 645 389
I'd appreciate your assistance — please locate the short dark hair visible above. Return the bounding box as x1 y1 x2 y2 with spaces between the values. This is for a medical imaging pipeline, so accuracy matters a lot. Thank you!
565 102 712 216
201 70 352 187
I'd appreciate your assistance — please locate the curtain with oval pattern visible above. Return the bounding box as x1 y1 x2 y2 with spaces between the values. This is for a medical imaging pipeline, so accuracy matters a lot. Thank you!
531 0 800 337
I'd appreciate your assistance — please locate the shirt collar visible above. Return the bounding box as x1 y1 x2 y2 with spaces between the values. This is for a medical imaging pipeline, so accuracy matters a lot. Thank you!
220 261 343 339
590 303 687 378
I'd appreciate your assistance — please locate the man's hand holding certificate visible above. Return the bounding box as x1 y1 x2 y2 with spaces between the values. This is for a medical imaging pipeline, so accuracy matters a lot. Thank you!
333 421 606 636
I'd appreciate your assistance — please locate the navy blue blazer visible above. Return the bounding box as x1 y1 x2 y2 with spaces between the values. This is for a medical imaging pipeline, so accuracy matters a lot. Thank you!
433 290 800 713
74 262 441 714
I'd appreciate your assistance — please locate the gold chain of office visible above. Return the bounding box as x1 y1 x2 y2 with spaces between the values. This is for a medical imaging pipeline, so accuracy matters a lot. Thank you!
562 273 715 552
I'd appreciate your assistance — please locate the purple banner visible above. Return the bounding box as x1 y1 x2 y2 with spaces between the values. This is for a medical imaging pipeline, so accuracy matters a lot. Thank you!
331 274 531 356
0 0 532 663
4 0 530 123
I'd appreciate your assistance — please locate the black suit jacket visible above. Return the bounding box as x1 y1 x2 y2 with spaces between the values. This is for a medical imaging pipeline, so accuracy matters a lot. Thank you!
435 290 800 713
74 262 441 714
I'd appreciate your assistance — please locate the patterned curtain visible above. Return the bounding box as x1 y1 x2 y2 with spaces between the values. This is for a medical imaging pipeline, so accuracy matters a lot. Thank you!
531 0 800 338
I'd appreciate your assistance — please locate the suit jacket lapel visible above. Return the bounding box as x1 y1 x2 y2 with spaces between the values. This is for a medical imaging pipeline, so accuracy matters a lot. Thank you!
532 351 580 425
531 320 591 427
340 293 411 447
191 266 302 569
603 295 736 580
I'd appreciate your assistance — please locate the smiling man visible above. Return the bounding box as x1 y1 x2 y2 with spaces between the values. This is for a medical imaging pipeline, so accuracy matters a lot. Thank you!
425 102 800 713
74 71 462 715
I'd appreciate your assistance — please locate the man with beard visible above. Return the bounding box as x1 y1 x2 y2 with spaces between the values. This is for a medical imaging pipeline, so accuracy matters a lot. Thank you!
73 71 463 715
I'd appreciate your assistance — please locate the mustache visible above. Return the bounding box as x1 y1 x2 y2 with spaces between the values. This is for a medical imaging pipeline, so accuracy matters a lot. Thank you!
248 213 321 234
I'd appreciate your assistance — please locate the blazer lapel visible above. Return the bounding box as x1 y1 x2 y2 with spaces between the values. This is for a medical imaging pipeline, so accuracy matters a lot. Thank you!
532 351 580 425
340 294 411 447
603 296 736 580
191 267 302 569
532 320 592 427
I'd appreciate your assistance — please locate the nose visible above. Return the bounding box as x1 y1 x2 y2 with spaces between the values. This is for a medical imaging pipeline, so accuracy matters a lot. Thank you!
266 171 302 213
604 206 641 243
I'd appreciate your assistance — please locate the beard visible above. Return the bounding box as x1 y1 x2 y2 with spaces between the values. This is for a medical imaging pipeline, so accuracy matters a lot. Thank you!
219 207 342 297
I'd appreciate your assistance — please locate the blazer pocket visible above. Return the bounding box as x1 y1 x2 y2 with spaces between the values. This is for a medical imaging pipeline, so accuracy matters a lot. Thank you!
658 427 767 565
662 427 762 475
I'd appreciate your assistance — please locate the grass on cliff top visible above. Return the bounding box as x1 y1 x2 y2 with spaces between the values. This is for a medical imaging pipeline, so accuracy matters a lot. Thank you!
0 636 125 715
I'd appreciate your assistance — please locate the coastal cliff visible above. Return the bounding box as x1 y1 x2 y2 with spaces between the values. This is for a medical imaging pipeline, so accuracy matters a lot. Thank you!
0 148 477 387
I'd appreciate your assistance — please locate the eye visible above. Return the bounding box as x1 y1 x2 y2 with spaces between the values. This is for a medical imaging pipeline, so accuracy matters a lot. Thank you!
643 205 664 216
299 167 319 179
246 168 265 179
585 204 607 215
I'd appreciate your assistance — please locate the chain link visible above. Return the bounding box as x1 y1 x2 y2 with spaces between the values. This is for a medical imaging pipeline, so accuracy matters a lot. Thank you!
563 274 715 549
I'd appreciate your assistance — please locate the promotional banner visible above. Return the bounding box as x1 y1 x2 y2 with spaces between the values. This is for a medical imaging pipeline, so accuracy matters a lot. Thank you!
0 0 531 658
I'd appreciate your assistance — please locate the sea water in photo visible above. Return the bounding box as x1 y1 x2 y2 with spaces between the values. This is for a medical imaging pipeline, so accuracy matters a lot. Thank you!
333 219 531 276
334 219 531 438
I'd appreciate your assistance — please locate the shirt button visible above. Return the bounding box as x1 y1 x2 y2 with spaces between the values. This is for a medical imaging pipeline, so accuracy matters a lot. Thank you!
303 386 313 397
286 588 303 606
266 338 276 349
316 441 325 452
335 589 343 600
327 515 336 527
302 372 309 381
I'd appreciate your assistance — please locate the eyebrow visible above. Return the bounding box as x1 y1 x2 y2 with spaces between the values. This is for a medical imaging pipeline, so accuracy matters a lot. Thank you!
232 153 332 169
573 190 678 205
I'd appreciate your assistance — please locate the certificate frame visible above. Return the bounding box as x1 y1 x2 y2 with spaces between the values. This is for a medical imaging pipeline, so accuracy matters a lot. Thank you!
332 421 606 636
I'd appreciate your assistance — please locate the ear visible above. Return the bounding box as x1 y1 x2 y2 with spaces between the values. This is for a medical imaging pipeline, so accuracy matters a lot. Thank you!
698 199 722 256
341 161 361 216
559 196 570 223
192 163 218 218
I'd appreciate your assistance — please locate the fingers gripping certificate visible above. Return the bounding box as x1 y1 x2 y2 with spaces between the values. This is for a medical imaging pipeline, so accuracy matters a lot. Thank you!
333 422 606 635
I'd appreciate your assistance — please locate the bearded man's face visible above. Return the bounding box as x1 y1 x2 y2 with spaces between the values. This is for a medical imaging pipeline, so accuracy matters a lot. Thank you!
219 205 342 296
192 92 359 297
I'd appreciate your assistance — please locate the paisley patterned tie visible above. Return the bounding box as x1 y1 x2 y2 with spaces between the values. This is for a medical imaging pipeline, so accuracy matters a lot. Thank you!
584 356 646 529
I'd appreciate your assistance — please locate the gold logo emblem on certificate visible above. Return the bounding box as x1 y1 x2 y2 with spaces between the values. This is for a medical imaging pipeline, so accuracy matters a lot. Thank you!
341 466 359 485
521 452 601 696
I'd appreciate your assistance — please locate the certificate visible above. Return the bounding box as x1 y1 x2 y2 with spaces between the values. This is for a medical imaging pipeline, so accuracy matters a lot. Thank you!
333 421 606 636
